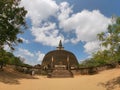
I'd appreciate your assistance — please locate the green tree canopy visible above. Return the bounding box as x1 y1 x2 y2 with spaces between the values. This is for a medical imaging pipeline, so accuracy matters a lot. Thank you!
0 48 25 69
80 17 120 68
0 0 27 50
96 16 120 65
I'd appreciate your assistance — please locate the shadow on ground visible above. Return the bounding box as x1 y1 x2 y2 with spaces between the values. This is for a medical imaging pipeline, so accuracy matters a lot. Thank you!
0 69 38 85
98 76 120 90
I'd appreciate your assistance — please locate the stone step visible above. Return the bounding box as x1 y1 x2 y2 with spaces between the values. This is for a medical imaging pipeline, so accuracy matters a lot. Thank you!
48 70 73 78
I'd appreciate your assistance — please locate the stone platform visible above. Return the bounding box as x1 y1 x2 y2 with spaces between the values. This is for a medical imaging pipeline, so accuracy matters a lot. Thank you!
48 69 73 78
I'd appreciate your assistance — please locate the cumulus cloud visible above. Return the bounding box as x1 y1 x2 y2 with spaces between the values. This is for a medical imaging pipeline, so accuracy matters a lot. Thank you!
21 0 111 54
58 2 73 30
36 51 45 62
14 48 45 65
21 0 58 26
58 5 111 54
16 48 34 57
84 41 100 54
58 10 110 43
21 0 65 46
31 22 64 46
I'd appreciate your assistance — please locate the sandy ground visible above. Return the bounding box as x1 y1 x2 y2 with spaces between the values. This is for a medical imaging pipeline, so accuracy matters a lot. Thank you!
0 68 120 90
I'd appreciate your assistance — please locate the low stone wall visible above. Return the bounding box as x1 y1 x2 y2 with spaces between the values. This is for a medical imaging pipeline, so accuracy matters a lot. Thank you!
71 67 98 75
71 64 120 75
71 70 81 75
6 64 120 76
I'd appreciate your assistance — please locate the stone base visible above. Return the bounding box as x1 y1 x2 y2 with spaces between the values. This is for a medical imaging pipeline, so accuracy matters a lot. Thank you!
48 69 73 78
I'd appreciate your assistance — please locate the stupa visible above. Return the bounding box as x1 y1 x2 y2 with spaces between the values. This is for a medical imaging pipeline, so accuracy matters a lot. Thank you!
42 40 79 70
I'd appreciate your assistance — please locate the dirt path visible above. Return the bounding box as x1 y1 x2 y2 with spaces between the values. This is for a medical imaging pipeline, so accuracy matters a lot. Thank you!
0 68 120 90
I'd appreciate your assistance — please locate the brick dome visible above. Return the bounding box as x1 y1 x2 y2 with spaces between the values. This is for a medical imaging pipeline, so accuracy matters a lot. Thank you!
41 40 79 69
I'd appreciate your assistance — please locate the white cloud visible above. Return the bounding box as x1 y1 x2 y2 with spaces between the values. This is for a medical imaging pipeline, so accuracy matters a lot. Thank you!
58 8 111 54
21 0 65 46
58 10 110 43
84 41 111 55
31 22 64 46
36 51 45 62
84 41 100 54
14 48 45 65
21 0 58 26
20 0 111 55
58 2 73 30
16 48 34 57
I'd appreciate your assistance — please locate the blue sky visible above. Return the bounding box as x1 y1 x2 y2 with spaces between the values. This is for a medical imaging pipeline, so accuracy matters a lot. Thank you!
6 0 120 65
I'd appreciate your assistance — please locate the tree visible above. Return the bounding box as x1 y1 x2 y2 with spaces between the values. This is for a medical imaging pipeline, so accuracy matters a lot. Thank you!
97 16 120 65
79 17 120 68
0 0 27 69
0 48 25 69
0 0 27 50
0 49 7 69
97 32 105 41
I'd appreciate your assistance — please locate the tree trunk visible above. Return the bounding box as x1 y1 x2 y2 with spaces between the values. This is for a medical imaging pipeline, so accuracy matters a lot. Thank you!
0 65 3 70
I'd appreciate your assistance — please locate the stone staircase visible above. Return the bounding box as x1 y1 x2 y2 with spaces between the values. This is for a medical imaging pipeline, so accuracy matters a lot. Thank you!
48 69 73 78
